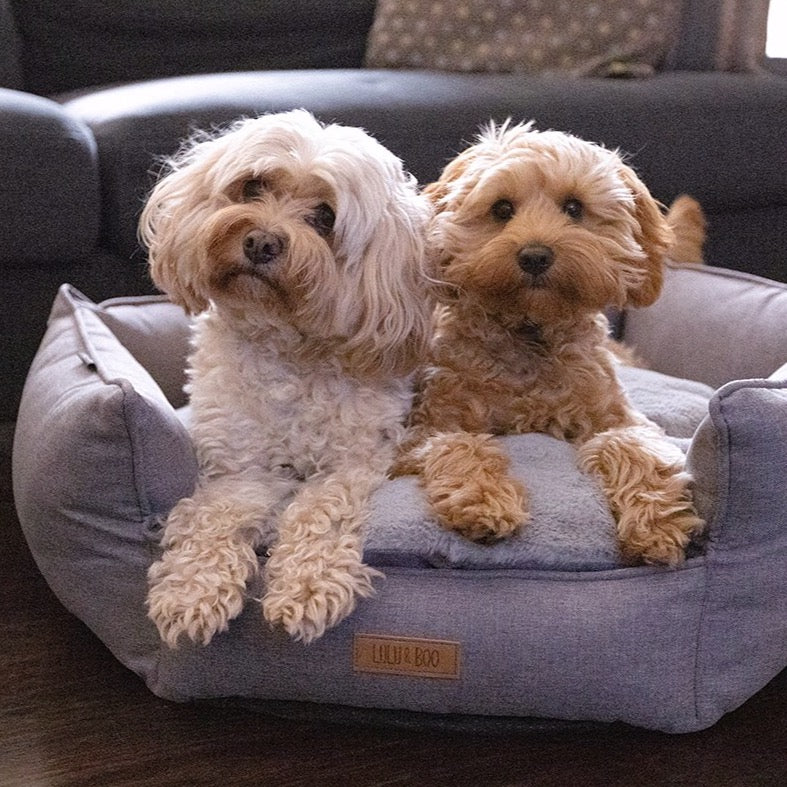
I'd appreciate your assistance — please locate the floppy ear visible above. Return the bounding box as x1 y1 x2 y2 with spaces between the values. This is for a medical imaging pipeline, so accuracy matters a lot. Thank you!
618 165 672 308
423 148 475 212
341 191 435 379
421 151 481 306
139 167 210 315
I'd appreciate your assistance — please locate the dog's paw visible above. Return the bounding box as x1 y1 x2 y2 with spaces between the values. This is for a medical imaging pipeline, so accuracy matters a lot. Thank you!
578 426 705 566
617 506 704 566
421 433 529 542
431 476 530 542
262 538 381 643
146 547 252 648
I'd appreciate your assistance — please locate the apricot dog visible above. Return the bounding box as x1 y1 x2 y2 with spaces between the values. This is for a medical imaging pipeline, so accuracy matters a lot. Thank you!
396 122 704 565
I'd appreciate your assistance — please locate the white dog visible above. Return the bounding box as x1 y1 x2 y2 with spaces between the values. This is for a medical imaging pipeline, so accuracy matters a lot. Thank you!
140 110 433 645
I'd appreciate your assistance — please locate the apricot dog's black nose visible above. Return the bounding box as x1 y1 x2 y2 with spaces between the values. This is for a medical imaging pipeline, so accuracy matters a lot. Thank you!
243 230 286 266
518 244 554 277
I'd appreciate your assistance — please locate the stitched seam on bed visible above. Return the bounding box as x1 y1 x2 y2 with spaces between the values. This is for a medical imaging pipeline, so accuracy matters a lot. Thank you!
116 377 169 686
690 388 733 726
377 561 705 582
116 379 152 520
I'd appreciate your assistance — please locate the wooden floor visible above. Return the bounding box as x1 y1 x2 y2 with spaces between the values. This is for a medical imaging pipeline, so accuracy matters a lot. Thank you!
2 497 785 787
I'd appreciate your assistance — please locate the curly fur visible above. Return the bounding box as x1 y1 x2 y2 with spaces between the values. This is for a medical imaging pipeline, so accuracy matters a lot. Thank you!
141 110 433 645
395 121 704 564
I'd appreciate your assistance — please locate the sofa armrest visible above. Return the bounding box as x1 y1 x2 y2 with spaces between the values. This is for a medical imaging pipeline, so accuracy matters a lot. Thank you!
0 88 99 263
622 263 787 389
0 1 21 88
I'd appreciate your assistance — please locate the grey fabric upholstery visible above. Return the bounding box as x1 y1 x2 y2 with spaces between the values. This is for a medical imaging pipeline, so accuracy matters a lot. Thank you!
12 266 787 732
624 264 787 389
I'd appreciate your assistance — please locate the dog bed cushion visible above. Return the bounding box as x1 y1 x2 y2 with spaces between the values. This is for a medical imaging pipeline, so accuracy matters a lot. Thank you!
13 269 787 733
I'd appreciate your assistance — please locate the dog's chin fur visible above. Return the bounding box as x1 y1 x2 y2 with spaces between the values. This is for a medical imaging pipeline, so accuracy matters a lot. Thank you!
398 120 704 564
141 110 434 646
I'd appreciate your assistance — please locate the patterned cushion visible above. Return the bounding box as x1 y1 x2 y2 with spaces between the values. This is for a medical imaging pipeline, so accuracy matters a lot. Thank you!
365 0 683 75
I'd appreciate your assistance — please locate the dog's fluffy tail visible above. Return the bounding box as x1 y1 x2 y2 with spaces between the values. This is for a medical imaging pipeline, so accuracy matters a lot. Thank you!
666 194 706 265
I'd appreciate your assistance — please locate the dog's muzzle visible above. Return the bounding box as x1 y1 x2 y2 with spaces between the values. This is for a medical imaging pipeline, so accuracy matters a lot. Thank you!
243 230 287 266
518 244 554 278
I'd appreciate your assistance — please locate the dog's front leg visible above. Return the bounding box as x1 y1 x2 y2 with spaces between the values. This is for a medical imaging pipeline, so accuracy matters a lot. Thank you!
577 423 704 565
147 474 291 648
401 431 529 542
261 470 384 643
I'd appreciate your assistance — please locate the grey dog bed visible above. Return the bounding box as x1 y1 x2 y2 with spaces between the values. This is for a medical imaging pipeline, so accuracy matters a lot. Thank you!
13 263 787 733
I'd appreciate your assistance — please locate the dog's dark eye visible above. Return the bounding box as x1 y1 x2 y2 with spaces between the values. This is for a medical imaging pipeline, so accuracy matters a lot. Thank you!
308 203 336 237
562 197 584 220
491 199 515 221
241 178 265 201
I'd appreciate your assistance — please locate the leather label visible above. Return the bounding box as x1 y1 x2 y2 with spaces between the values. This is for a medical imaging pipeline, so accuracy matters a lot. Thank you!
353 634 461 679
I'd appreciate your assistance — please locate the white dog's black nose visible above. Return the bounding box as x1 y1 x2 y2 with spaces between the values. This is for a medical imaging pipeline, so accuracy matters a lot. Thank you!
518 244 554 277
243 230 287 266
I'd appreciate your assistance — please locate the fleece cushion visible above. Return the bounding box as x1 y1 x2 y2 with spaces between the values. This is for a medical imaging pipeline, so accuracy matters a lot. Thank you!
13 270 787 733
